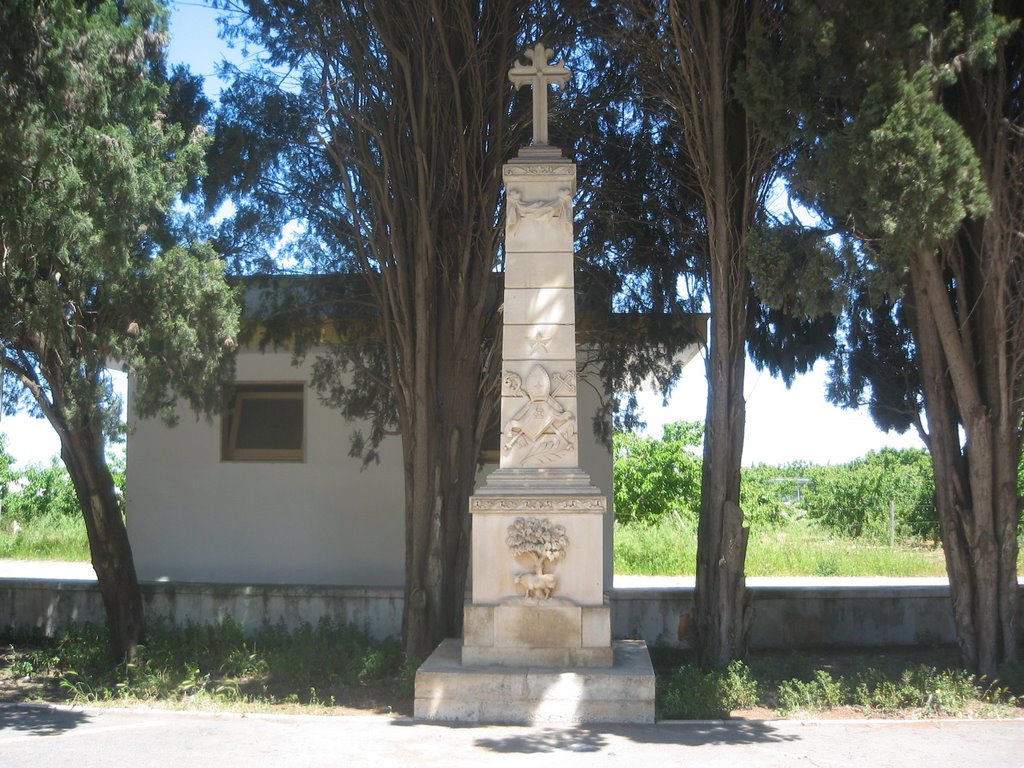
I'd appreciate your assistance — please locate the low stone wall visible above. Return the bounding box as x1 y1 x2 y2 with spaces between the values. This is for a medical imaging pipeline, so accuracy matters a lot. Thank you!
608 583 1003 649
3 578 1022 649
1 580 404 641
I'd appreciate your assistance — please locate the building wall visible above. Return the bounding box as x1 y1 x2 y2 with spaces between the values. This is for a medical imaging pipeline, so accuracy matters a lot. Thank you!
127 347 614 588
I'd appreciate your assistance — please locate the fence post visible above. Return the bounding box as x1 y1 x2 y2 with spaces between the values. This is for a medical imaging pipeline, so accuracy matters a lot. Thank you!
888 500 896 547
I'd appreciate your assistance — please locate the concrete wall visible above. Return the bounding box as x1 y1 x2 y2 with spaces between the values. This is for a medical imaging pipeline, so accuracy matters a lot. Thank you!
127 347 614 589
128 350 407 587
6 578 1021 648
607 584 1022 649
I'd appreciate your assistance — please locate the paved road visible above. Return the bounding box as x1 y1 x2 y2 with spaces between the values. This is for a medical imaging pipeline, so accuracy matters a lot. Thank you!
1 704 1021 768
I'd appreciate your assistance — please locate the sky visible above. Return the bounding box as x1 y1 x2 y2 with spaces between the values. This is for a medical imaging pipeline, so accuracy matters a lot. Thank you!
0 0 927 470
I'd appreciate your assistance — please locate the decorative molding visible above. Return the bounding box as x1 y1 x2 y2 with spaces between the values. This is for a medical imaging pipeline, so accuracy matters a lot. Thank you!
503 164 576 179
471 497 606 512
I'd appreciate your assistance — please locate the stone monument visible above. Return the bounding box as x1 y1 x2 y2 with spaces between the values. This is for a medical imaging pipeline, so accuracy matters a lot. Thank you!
414 42 655 725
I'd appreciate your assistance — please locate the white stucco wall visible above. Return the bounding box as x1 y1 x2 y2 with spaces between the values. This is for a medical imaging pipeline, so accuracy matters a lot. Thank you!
127 347 614 588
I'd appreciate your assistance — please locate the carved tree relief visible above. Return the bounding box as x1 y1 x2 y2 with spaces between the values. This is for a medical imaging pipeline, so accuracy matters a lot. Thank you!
506 516 568 599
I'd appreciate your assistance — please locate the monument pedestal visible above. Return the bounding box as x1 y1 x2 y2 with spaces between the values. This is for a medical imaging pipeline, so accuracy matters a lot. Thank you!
414 638 655 724
413 481 655 724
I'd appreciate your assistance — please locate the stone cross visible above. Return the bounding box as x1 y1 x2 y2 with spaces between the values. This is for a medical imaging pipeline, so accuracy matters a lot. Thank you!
509 42 570 146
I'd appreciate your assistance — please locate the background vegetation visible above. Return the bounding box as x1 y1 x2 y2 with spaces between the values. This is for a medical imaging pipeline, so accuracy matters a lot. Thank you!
613 423 1024 577
0 436 97 561
2 425 1021 576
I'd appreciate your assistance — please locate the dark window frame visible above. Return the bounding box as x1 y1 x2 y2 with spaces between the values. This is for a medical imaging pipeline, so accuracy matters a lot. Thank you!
221 383 305 462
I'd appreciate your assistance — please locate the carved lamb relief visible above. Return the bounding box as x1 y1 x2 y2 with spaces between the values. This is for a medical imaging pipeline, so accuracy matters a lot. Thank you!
506 516 568 600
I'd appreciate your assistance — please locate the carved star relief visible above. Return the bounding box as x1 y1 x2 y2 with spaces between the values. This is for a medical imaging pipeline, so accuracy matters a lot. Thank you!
528 330 553 354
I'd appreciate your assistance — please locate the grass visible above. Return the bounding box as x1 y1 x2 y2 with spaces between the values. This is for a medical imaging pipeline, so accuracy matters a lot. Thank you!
614 516 951 577
0 510 90 561
3 623 1020 720
4 497 1016 577
0 618 416 714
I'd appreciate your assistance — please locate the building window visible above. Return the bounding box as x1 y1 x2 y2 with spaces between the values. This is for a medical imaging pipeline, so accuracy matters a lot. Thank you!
222 383 305 462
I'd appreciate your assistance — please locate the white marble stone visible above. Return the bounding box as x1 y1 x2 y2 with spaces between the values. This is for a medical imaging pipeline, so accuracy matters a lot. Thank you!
415 639 655 724
504 252 574 289
505 217 573 253
501 324 576 361
503 287 575 326
470 508 604 605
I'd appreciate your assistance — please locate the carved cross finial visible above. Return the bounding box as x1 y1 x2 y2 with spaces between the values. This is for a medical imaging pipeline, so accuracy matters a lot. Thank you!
509 42 570 146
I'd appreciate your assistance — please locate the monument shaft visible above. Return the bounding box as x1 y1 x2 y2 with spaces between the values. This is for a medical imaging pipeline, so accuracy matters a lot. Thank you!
414 43 654 724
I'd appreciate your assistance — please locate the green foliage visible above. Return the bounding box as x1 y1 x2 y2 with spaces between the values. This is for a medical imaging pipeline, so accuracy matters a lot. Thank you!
613 424 794 527
614 517 697 576
613 422 703 525
776 670 850 713
3 461 83 523
0 0 239 433
654 648 1020 719
5 618 412 709
747 224 851 320
0 0 238 652
0 456 127 560
851 666 982 716
658 660 758 719
740 463 798 528
803 449 937 540
0 507 89 561
0 434 14 505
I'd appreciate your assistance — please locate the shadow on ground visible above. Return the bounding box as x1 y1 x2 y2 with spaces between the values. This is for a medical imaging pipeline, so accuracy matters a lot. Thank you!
470 720 797 754
0 703 90 736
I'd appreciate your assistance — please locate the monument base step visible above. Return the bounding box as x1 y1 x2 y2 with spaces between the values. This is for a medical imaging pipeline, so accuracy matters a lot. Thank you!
414 638 655 724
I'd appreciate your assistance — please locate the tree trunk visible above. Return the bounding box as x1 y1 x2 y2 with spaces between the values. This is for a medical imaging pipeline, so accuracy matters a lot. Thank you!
695 272 752 667
901 8 1023 676
59 423 145 661
682 0 762 668
399 277 490 661
908 246 1020 676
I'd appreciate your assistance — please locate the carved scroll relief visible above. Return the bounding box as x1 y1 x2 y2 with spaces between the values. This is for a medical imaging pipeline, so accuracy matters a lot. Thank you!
506 516 568 600
502 365 577 466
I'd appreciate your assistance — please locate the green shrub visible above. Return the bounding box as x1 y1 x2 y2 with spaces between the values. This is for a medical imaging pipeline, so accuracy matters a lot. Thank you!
658 660 758 719
613 422 703 525
741 464 796 528
776 670 850 713
4 461 82 523
852 665 978 715
803 449 937 541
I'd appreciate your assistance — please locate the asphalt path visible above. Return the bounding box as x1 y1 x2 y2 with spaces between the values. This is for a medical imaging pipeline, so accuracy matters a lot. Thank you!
1 704 1022 768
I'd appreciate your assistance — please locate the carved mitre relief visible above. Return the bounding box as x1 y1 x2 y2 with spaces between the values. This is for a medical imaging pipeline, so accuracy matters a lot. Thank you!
502 365 577 466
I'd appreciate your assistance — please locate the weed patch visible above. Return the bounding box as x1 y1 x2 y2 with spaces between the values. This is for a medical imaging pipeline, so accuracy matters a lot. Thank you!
1 618 416 715
654 648 1021 720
